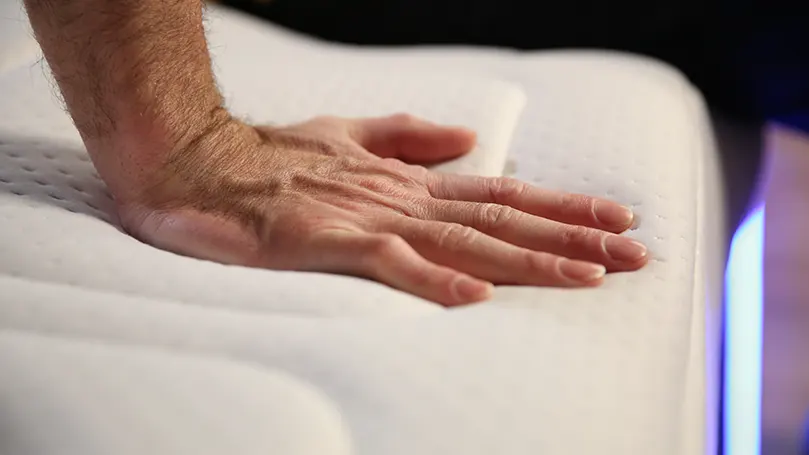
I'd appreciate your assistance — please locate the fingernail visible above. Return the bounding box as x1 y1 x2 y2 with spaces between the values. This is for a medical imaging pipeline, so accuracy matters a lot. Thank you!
452 276 493 302
594 201 634 227
604 236 648 262
559 259 606 282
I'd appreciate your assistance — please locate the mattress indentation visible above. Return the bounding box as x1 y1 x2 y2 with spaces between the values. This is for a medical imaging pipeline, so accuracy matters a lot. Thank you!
0 136 115 223
0 57 524 319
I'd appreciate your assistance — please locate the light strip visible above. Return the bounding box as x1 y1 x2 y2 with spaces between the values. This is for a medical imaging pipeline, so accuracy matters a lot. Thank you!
723 204 765 455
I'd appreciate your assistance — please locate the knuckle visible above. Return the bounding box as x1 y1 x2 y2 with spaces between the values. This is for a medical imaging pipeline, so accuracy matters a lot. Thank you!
377 161 430 190
299 137 343 158
490 177 528 204
395 197 426 218
407 164 429 179
409 266 439 289
380 157 408 170
478 203 514 230
278 208 332 238
524 251 557 273
383 197 423 219
559 225 597 247
354 172 424 198
265 214 321 253
561 193 592 211
435 223 478 249
397 163 431 186
389 112 419 125
367 234 407 260
356 176 395 193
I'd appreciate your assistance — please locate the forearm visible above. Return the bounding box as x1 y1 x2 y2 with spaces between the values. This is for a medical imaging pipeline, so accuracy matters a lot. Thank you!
24 0 230 200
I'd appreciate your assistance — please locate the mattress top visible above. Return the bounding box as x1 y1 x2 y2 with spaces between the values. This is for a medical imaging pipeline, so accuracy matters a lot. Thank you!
0 6 721 455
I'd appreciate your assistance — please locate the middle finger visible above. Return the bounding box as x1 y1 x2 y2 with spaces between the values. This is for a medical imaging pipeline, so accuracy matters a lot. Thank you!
425 200 649 271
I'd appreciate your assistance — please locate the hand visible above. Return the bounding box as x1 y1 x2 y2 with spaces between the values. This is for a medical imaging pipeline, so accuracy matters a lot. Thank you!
119 114 649 306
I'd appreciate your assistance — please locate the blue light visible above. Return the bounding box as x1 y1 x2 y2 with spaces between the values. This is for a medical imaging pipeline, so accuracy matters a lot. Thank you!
723 204 765 455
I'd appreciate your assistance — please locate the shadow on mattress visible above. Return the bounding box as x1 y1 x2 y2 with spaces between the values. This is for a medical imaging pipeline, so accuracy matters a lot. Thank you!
0 134 118 225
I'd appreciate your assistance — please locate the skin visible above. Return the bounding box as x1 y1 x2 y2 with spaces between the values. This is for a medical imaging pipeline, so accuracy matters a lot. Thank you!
23 0 649 307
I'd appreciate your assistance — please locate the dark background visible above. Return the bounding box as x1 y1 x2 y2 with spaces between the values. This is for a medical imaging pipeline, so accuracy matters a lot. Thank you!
222 0 808 130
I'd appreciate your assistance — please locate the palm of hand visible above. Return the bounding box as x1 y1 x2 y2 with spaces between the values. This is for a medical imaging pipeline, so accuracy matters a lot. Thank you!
120 114 648 306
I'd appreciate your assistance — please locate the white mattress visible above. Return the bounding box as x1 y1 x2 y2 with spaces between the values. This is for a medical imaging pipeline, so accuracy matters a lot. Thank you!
0 5 725 455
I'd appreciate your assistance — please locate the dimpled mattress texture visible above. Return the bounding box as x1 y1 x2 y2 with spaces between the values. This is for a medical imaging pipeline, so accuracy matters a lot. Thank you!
0 4 725 455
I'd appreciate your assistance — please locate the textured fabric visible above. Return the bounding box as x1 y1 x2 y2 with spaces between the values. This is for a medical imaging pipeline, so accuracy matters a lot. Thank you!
0 6 724 455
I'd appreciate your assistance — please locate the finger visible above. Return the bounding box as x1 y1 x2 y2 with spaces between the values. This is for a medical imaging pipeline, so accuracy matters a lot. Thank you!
427 174 635 233
387 218 607 287
302 230 493 307
351 113 477 164
426 200 649 272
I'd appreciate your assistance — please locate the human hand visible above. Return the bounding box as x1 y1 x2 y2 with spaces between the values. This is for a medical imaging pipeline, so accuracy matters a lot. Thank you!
119 114 648 306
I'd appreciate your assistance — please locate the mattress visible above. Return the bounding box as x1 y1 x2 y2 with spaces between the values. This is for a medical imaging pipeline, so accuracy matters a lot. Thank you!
0 0 41 75
0 5 725 455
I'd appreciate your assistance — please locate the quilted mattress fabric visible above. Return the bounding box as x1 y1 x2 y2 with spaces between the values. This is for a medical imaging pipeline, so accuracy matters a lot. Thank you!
0 6 723 455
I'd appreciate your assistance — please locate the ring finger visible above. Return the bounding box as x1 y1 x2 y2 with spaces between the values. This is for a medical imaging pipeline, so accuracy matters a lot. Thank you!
386 217 607 287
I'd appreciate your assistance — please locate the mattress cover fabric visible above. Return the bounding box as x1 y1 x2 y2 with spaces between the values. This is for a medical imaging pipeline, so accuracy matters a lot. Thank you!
0 0 40 75
0 6 724 455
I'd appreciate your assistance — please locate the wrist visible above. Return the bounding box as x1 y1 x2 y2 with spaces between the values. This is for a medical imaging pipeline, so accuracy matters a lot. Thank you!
87 104 238 205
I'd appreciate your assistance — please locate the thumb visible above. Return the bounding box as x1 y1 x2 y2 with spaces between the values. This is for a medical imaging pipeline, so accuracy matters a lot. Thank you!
352 113 477 164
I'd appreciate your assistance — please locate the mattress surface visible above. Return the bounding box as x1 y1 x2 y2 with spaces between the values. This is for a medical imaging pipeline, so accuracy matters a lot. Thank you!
0 1 40 75
0 6 723 455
